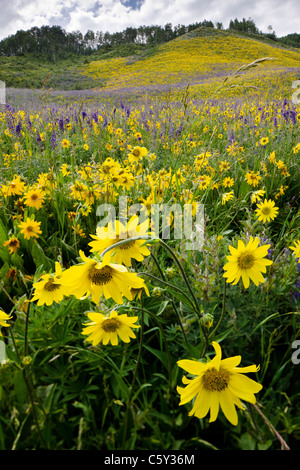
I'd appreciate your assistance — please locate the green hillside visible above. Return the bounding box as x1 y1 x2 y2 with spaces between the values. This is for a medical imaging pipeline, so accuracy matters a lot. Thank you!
0 27 299 96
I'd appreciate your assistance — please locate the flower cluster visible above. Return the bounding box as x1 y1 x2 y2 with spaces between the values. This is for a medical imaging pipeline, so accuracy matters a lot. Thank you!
30 217 151 346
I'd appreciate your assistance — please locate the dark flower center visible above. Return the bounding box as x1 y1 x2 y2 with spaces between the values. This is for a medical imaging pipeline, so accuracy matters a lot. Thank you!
88 266 113 285
261 206 271 215
119 240 135 250
102 318 120 332
238 252 255 269
44 279 60 292
114 234 135 250
9 239 19 247
202 367 230 392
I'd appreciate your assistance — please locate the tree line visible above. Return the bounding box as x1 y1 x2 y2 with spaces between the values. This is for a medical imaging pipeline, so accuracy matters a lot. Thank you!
0 17 297 63
0 20 214 61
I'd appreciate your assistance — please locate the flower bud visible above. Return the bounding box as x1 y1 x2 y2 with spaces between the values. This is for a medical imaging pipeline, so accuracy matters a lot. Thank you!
200 313 214 328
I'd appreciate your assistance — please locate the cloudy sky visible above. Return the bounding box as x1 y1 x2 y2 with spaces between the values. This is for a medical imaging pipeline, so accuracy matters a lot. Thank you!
0 0 299 41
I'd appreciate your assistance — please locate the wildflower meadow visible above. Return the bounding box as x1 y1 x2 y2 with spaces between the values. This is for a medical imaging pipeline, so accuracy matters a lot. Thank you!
0 28 299 451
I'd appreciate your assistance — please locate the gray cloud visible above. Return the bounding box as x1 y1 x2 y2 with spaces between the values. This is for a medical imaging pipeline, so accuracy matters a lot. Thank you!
0 1 24 36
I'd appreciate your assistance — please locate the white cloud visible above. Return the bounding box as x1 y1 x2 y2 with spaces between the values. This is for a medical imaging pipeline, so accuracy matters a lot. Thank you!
0 0 299 40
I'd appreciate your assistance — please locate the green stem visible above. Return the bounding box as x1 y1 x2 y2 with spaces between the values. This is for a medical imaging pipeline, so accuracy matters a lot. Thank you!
99 235 201 315
24 290 33 357
127 305 174 407
99 235 151 259
157 239 202 315
122 300 145 449
9 327 48 449
251 403 290 450
150 252 188 344
209 278 227 339
137 271 196 309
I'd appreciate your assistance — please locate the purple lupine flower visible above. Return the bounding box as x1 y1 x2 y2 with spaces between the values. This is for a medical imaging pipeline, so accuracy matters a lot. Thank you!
5 103 14 113
290 110 297 124
176 124 183 136
293 280 300 299
15 122 22 135
50 132 57 149
282 111 289 122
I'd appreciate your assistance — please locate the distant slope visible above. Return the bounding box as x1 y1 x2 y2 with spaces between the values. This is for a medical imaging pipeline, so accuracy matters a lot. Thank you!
1 27 299 97
80 28 300 94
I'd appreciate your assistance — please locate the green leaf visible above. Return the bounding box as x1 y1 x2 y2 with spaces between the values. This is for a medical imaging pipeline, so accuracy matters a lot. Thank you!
0 247 10 265
257 440 272 450
5 346 20 365
0 218 8 244
238 432 256 450
156 301 169 316
143 345 170 370
30 241 53 271
211 327 234 343
132 383 152 402
184 343 202 358
0 219 10 264
13 370 28 405
251 312 299 334
36 384 56 414
112 371 130 400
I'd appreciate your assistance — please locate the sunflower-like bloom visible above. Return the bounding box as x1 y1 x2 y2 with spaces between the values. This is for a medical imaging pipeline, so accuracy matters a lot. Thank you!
82 310 140 346
0 309 12 335
18 217 42 240
3 236 20 254
30 262 66 306
59 250 149 304
245 171 262 188
127 146 148 163
255 199 279 223
23 188 45 210
89 217 151 267
221 191 234 205
289 240 300 262
61 139 70 149
177 341 263 426
1 175 26 197
223 236 273 288
251 189 265 204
